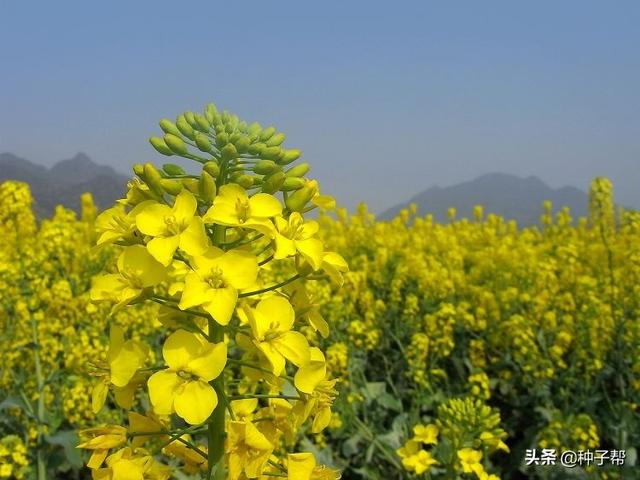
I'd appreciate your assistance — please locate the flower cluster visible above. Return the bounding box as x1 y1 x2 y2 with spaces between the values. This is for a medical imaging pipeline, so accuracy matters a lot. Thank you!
79 103 347 478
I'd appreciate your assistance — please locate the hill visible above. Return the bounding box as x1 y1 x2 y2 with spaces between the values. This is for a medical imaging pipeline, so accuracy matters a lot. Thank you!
0 152 129 217
380 173 588 225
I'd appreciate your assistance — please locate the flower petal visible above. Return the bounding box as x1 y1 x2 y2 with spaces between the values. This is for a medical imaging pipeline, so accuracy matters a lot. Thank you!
174 380 217 425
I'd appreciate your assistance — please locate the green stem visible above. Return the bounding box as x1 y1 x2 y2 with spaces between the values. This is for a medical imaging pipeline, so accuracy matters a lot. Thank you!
239 274 301 298
207 222 227 480
31 316 46 480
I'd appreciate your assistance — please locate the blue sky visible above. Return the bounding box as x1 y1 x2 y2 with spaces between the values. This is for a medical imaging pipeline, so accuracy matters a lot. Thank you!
1 1 639 212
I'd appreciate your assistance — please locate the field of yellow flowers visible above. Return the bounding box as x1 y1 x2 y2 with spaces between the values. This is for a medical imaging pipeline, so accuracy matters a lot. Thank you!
1 104 639 480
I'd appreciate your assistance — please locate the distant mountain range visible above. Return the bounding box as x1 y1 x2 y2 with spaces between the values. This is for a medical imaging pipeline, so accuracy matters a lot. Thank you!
0 154 601 225
380 173 589 225
0 152 130 216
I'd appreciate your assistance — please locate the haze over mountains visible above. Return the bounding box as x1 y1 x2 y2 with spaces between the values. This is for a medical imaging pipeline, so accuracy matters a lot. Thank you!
0 152 129 216
381 173 591 224
0 152 626 224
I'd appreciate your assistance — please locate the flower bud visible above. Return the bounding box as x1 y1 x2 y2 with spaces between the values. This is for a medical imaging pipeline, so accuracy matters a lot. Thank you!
234 136 251 154
149 137 174 156
221 143 238 161
205 103 218 123
195 133 213 153
261 146 282 160
261 171 286 194
215 132 229 148
203 161 220 178
176 115 195 140
194 113 210 132
266 132 285 147
143 163 164 196
164 134 188 155
285 183 316 212
159 119 181 137
259 126 276 141
253 160 279 175
248 122 262 135
181 178 199 194
281 177 306 191
162 163 186 176
230 173 254 189
133 163 145 177
248 142 266 155
184 111 196 126
277 149 301 165
285 162 310 177
198 171 217 202
160 179 183 196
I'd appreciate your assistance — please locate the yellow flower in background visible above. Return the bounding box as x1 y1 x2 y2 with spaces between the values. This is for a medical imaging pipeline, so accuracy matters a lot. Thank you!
204 183 282 235
136 190 209 265
178 247 258 325
412 424 439 445
274 212 324 269
396 440 438 474
480 431 510 453
246 296 310 375
457 448 483 474
226 420 274 480
90 245 166 310
148 330 227 425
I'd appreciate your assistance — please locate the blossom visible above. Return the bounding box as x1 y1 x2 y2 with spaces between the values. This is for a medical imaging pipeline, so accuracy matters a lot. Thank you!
178 247 258 325
147 330 226 425
203 183 282 235
136 190 209 266
245 296 310 376
90 245 166 310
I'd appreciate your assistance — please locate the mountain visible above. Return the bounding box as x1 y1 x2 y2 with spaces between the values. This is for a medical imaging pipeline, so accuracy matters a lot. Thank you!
380 173 588 225
0 152 130 217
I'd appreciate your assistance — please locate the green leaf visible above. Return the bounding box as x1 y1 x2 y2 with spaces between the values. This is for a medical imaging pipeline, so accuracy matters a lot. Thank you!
45 430 82 468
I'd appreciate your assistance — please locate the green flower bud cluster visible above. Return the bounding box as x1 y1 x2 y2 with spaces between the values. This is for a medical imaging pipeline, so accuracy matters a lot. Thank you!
435 397 506 451
141 103 333 213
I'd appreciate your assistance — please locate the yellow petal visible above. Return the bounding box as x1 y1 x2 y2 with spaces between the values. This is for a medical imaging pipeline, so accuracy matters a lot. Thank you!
136 203 173 236
147 371 182 415
294 348 326 394
179 217 210 257
296 238 324 271
90 274 127 301
255 296 295 332
249 193 282 218
256 341 286 376
172 190 197 225
109 341 147 387
217 251 258 290
178 272 212 310
311 406 332 433
113 383 136 410
273 331 310 367
202 287 238 326
163 330 203 370
174 380 217 425
274 234 297 259
120 245 167 286
287 453 316 480
187 341 227 381
92 381 109 414
147 235 180 267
